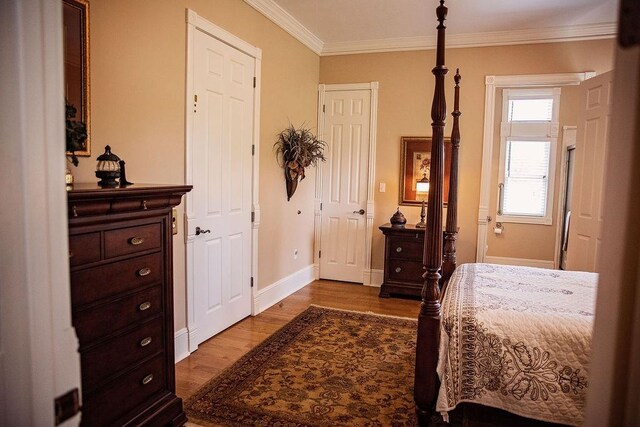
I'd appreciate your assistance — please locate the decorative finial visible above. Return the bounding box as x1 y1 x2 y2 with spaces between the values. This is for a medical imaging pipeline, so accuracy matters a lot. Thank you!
436 0 447 27
454 68 461 86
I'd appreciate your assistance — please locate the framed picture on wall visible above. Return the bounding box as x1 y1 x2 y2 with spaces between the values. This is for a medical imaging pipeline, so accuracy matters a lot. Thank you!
399 136 452 206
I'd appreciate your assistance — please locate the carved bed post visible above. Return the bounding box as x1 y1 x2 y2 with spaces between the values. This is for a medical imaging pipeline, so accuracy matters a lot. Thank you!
414 0 448 424
442 69 461 284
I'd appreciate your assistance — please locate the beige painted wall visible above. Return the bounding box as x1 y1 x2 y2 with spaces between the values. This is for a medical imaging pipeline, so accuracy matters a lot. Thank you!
320 39 615 270
73 0 320 331
485 85 580 262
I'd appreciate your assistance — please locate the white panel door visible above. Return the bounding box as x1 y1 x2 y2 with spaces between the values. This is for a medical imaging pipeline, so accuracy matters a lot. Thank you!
566 71 613 272
320 90 371 282
191 29 253 345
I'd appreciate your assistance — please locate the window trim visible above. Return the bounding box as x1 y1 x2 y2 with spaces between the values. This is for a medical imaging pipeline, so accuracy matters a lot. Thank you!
496 88 560 225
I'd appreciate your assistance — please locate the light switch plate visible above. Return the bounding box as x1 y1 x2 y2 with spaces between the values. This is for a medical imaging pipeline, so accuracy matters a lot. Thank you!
171 208 178 235
379 182 386 192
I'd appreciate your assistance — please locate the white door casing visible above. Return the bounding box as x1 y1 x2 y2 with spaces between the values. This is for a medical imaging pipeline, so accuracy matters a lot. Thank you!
566 72 613 272
315 83 378 284
476 73 595 263
185 10 261 352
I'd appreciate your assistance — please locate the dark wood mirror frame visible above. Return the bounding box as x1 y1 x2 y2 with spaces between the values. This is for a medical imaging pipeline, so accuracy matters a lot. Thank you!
399 136 451 206
63 0 90 157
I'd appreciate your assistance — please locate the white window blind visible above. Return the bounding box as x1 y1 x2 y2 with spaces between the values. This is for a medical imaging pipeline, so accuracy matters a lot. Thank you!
501 140 550 217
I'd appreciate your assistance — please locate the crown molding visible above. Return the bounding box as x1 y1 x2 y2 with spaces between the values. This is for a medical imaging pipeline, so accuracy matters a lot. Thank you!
322 22 617 56
243 0 323 55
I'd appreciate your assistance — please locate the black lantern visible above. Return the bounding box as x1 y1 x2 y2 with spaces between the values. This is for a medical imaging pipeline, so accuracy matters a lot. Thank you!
95 145 121 187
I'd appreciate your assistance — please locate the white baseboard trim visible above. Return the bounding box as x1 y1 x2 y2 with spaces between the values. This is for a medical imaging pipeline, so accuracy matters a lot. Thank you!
363 269 384 287
484 256 555 269
174 328 190 363
253 264 315 314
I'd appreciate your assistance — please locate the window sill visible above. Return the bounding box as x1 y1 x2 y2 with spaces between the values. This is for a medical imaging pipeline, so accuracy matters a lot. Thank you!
496 214 552 225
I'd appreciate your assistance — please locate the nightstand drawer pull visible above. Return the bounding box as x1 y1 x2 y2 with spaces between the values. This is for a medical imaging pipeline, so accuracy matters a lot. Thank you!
395 267 402 273
142 374 154 385
129 236 145 245
396 247 403 253
137 267 151 277
138 301 151 311
140 336 152 347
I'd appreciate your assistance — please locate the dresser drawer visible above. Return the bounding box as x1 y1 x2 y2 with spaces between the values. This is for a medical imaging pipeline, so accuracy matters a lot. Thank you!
73 285 162 343
71 253 163 307
69 232 101 267
81 353 167 427
104 223 162 259
388 237 423 261
81 317 164 391
388 259 425 284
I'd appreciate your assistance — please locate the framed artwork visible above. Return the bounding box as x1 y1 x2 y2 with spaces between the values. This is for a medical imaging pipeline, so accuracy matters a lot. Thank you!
399 136 452 206
63 0 91 157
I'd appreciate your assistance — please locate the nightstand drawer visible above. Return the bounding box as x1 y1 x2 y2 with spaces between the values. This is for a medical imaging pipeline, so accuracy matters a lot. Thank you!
82 353 167 427
71 253 163 307
73 285 163 343
388 238 423 261
69 232 101 267
104 223 162 259
81 317 164 391
388 259 425 284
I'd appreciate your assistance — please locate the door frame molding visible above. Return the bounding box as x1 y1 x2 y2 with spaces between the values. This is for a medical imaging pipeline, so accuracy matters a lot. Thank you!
476 72 594 263
315 82 379 285
184 9 262 352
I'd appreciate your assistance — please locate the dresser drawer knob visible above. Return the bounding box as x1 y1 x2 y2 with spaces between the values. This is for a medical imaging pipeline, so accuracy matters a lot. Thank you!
395 267 402 273
69 251 74 258
396 247 402 253
137 267 151 277
140 336 152 347
141 374 154 385
129 237 145 245
138 301 151 311
141 200 148 210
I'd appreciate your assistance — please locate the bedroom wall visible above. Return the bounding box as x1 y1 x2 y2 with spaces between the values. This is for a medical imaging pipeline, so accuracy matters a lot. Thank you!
319 39 615 271
72 0 320 332
485 86 581 263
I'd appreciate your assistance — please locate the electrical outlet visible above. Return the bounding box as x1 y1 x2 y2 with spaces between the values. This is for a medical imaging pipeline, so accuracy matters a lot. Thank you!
294 249 298 259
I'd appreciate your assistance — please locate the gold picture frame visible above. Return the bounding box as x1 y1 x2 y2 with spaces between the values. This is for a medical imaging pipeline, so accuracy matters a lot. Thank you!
399 136 451 206
63 0 91 157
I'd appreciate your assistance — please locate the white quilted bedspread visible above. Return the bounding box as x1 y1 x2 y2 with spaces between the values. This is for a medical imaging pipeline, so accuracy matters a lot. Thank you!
436 263 598 426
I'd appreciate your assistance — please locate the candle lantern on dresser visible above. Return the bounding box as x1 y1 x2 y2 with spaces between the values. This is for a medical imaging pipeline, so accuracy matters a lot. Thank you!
67 183 191 426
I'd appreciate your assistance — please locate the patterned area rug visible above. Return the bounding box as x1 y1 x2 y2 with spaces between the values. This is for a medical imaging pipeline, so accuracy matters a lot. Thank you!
184 305 419 426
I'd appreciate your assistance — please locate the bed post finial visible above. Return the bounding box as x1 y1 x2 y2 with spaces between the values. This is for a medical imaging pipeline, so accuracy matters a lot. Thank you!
415 0 448 423
443 68 461 284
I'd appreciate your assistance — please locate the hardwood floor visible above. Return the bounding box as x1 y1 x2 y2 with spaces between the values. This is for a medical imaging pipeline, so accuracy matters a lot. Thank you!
175 279 420 400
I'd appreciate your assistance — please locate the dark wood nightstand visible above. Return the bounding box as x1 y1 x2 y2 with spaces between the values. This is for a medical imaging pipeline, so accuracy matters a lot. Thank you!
379 223 426 298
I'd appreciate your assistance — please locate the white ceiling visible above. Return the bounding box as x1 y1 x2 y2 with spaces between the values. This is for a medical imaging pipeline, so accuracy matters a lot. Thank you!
244 0 619 55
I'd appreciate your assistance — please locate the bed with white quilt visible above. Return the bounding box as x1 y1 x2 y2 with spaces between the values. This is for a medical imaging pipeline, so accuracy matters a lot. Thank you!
436 263 598 425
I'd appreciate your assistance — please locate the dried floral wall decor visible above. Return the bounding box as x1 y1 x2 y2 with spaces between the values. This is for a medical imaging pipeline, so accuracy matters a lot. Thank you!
274 124 326 201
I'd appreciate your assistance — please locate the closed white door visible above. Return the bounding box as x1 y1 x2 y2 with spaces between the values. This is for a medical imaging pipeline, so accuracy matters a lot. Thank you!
190 29 254 345
320 90 371 283
566 71 613 272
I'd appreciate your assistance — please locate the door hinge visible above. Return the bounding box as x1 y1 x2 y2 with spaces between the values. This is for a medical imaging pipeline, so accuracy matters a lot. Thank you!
319 250 322 259
251 211 255 222
54 388 80 425
250 277 254 287
320 203 323 210
194 94 198 102
322 104 325 113
253 77 256 88
252 144 255 156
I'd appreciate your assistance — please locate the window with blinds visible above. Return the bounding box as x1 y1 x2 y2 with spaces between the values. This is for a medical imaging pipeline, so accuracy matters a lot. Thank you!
498 88 560 225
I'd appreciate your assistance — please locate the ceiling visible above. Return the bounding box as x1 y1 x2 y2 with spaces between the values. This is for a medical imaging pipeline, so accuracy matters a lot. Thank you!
244 0 619 55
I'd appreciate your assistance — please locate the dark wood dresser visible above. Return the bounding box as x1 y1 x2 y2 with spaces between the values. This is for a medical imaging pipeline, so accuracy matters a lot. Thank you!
379 223 426 298
67 184 191 426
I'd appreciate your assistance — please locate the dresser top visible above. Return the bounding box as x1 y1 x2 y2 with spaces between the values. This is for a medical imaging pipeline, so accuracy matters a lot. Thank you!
68 183 192 200
379 223 426 232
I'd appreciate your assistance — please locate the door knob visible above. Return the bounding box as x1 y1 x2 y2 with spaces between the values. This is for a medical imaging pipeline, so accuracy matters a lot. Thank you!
195 226 211 236
353 209 365 215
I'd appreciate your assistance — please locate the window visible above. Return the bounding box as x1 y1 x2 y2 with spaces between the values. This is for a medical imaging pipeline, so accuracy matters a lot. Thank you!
497 88 560 225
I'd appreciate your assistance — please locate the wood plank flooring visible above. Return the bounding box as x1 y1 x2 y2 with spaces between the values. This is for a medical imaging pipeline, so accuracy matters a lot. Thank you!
175 280 420 400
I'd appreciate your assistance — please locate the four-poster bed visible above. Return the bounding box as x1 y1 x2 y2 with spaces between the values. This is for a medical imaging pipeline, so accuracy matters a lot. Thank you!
413 1 598 425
